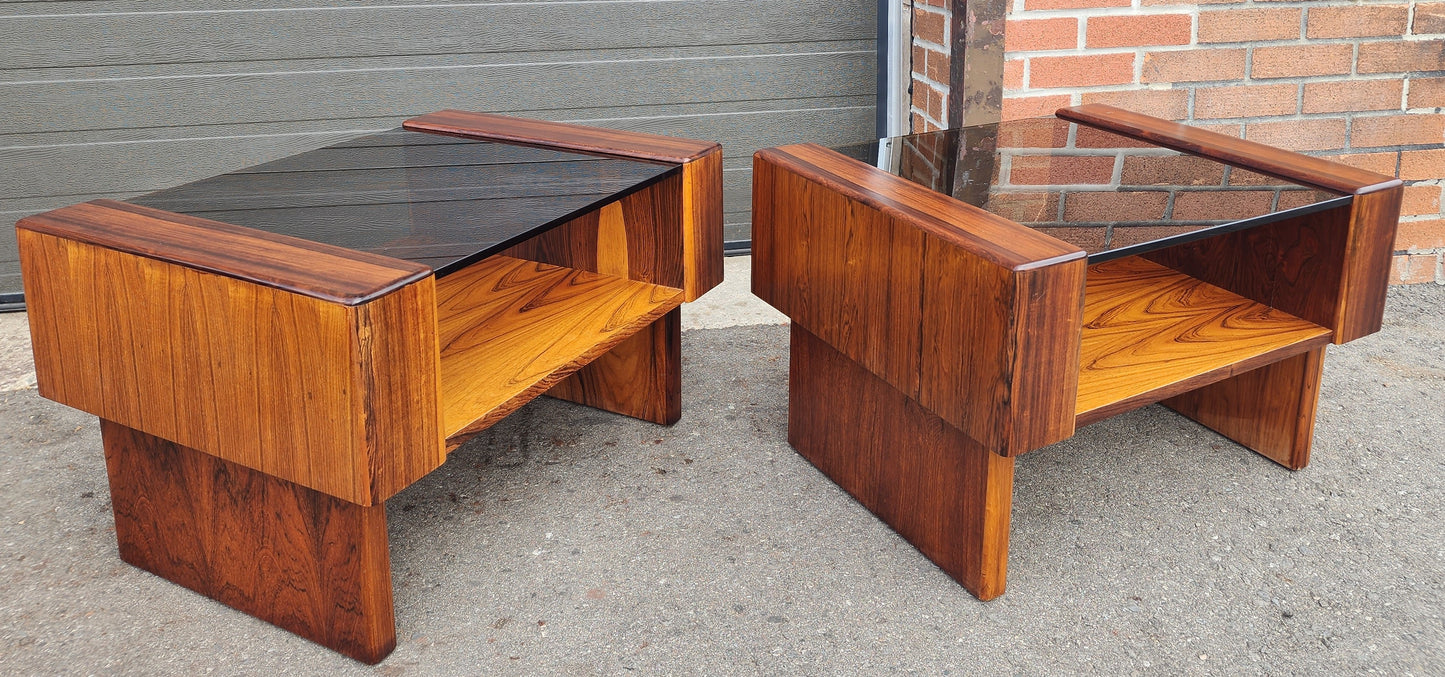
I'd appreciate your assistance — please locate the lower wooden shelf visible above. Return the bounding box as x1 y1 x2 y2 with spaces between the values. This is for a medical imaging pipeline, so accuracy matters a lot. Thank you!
1075 257 1333 426
435 255 684 448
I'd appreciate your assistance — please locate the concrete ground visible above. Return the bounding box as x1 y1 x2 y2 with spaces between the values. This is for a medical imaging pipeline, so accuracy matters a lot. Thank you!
0 257 1441 675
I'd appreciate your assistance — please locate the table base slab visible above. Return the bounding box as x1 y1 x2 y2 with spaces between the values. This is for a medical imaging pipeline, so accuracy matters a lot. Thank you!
102 420 396 664
788 323 1014 600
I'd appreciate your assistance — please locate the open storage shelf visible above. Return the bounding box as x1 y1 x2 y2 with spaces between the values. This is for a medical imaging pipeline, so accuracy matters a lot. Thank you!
1074 256 1333 426
435 254 684 448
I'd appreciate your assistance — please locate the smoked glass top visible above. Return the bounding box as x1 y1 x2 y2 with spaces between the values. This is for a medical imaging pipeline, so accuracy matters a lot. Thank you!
129 128 677 276
831 118 1352 262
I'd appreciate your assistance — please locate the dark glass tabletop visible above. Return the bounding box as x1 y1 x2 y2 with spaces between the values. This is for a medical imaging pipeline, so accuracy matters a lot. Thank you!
831 117 1352 262
129 127 678 276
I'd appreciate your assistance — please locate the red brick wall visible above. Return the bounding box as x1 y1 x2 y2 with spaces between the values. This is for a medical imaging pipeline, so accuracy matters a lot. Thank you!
913 1 1445 284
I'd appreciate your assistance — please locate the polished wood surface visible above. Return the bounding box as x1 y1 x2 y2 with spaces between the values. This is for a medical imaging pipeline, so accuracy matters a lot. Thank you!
504 175 685 292
411 110 724 302
435 255 683 449
1163 347 1324 470
1057 104 1399 195
17 200 429 306
1143 206 1348 335
1075 257 1333 426
789 324 1013 600
680 147 725 301
18 228 444 506
753 143 1086 456
403 110 719 163
104 420 395 664
548 308 681 425
1059 104 1401 344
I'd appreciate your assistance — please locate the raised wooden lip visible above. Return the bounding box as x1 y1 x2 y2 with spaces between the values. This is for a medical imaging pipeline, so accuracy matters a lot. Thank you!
404 110 721 165
756 143 1086 272
1057 104 1402 196
16 199 431 306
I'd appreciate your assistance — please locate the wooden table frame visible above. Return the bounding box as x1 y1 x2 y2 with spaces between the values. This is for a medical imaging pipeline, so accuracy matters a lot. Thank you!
751 104 1402 601
17 112 723 663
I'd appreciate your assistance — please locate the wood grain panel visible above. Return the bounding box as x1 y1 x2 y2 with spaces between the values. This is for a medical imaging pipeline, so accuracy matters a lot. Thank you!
547 308 682 425
1060 105 1401 346
17 200 429 305
503 174 687 293
412 111 719 299
681 147 725 300
753 144 1086 456
789 324 1014 600
103 420 395 664
1162 347 1325 470
1143 205 1350 333
1075 257 1333 426
436 255 683 449
404 110 719 163
1057 104 1400 195
18 227 443 505
1334 185 1403 342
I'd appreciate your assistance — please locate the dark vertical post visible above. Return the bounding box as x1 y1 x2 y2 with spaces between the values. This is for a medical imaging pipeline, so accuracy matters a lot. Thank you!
947 0 1007 129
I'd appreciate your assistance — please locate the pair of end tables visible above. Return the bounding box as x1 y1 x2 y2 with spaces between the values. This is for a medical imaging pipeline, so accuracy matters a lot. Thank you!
18 105 1399 662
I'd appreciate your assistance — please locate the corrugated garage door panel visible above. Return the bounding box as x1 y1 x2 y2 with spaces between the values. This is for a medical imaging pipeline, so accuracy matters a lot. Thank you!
0 0 877 294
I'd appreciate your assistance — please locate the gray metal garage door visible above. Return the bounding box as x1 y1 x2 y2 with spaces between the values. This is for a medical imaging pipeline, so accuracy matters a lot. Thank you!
0 0 878 297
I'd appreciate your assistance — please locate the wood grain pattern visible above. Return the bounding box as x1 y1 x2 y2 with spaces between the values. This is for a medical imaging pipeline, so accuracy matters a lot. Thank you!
403 110 719 163
17 200 430 306
1143 205 1349 334
1075 257 1333 426
436 255 683 449
18 228 443 506
753 144 1086 456
503 175 686 292
1057 104 1400 195
789 324 1014 600
1333 185 1403 343
1060 105 1401 345
681 146 725 301
547 308 682 425
1163 347 1325 470
427 111 722 301
103 420 395 664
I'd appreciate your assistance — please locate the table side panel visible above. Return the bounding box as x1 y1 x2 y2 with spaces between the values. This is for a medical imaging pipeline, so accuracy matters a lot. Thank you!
1335 185 1403 343
18 227 441 506
752 146 1086 456
1162 347 1325 470
682 148 725 300
351 279 446 503
1143 204 1351 335
503 174 687 292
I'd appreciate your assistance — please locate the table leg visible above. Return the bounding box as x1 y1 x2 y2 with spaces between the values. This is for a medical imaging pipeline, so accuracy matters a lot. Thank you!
787 324 1014 600
547 307 682 425
1162 347 1326 470
101 420 396 664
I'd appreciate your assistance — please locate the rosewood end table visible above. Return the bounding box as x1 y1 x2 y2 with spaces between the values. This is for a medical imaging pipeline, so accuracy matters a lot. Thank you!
17 111 723 663
751 104 1401 601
